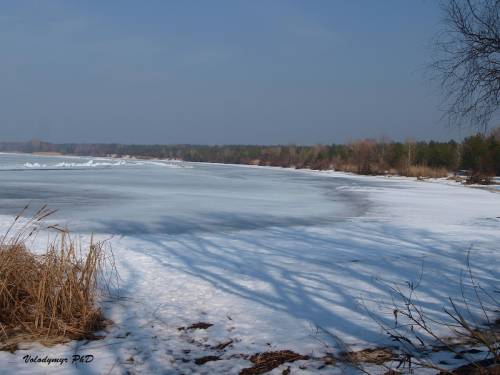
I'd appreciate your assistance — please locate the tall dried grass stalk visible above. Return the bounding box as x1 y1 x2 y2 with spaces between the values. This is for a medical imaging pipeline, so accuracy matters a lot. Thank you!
406 165 449 179
0 206 114 347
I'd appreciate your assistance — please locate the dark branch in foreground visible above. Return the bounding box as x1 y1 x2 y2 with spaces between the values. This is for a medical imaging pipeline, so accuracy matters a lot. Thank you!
432 0 500 130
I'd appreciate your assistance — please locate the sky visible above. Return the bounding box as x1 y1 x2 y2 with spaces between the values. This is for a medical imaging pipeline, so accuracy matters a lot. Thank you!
0 0 469 145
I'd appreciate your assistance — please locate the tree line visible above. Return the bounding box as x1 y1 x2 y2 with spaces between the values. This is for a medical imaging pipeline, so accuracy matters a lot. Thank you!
1 131 499 183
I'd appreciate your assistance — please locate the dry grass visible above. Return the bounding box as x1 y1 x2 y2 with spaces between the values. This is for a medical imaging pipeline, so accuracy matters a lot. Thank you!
334 163 362 174
239 350 309 375
339 348 395 365
405 165 449 178
332 163 450 178
0 206 115 348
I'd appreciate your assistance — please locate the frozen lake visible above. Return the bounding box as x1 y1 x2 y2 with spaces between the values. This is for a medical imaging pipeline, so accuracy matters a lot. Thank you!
0 153 499 374
0 153 367 234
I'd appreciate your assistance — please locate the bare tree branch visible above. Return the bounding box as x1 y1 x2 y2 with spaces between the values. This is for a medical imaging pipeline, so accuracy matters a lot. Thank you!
432 0 500 132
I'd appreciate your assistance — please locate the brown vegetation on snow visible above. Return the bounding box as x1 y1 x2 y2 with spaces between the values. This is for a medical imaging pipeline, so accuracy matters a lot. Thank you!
0 207 115 350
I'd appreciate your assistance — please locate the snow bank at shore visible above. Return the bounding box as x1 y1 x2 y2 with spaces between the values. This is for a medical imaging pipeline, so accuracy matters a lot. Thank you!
0 168 498 374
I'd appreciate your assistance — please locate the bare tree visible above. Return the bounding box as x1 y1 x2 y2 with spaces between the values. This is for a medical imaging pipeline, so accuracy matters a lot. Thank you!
433 0 500 132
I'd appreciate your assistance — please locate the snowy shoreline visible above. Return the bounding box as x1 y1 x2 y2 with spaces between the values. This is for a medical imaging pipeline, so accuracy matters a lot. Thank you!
0 154 498 374
3 150 500 193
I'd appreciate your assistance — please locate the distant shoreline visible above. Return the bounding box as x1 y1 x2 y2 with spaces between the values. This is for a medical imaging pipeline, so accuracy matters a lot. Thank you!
32 152 63 156
1 149 498 193
0 142 499 192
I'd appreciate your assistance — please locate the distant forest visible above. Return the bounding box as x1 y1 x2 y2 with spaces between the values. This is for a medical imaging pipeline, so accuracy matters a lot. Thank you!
1 130 499 183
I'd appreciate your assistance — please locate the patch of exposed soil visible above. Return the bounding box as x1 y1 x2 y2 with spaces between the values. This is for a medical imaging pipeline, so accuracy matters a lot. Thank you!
214 339 234 351
340 347 395 365
442 359 500 375
239 350 309 375
194 355 221 365
178 322 213 331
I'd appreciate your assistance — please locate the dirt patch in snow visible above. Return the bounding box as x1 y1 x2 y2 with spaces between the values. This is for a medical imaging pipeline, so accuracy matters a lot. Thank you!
178 322 213 331
214 339 234 350
239 350 309 375
194 355 221 365
443 359 500 375
339 347 395 365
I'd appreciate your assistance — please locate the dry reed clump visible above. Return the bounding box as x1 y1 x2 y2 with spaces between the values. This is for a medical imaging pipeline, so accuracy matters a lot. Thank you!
331 163 450 178
334 163 359 174
0 206 115 348
406 165 449 179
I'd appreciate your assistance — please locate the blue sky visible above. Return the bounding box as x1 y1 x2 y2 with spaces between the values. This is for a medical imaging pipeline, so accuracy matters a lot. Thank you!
0 0 466 144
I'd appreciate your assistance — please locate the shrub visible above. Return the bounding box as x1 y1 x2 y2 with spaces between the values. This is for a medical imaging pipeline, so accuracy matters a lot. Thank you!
367 253 499 374
0 207 115 348
466 173 493 185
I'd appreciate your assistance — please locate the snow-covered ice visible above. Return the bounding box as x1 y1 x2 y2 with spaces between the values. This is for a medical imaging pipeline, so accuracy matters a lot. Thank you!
0 154 498 374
